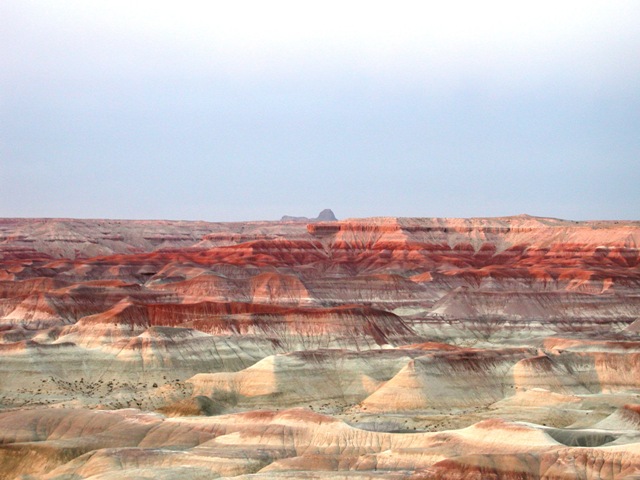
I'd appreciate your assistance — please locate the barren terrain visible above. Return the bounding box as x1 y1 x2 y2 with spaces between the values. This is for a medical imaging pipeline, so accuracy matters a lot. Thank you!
1 214 639 479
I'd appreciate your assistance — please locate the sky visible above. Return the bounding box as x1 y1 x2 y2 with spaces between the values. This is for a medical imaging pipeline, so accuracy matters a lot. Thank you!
1 1 639 221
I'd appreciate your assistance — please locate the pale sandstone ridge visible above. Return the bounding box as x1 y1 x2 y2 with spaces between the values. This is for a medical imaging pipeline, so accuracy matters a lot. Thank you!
1 408 639 479
0 214 639 478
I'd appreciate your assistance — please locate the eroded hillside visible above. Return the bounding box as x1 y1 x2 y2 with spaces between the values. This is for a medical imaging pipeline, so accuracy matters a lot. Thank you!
1 215 639 479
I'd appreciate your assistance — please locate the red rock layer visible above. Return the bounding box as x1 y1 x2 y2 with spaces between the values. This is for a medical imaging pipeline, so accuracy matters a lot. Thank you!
1 215 640 478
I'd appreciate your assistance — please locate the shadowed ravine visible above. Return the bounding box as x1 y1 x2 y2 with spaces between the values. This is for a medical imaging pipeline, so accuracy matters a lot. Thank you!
1 215 640 479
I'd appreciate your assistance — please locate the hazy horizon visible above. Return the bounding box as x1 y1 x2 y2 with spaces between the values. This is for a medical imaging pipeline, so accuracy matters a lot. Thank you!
3 211 640 224
2 1 639 222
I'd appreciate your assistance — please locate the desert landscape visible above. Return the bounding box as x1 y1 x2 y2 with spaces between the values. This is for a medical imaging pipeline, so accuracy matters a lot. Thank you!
0 213 639 479
4 0 639 477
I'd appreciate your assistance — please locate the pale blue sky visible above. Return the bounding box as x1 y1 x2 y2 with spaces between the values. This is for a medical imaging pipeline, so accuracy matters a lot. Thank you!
1 1 639 221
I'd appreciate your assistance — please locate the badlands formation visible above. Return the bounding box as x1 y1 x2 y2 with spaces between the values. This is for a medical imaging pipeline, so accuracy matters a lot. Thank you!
0 213 640 479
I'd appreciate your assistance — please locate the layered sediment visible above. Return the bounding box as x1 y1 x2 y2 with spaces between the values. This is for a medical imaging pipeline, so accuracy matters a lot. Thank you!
1 214 639 478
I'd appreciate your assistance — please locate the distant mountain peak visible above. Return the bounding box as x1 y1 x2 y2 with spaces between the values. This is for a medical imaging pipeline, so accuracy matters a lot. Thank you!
316 209 337 221
281 209 338 223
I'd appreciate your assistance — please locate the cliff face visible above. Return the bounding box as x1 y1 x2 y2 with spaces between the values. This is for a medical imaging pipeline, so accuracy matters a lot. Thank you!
1 215 640 479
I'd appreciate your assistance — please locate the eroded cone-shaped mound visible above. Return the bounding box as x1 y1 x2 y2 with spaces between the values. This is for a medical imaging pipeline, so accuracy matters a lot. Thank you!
361 349 532 412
